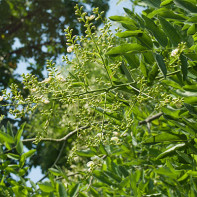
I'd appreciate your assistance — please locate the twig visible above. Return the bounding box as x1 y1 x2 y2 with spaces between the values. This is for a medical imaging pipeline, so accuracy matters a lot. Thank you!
22 125 90 143
139 112 163 125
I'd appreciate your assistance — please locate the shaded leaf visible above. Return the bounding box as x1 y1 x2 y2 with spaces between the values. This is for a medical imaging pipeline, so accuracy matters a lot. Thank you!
158 16 181 47
174 0 197 13
58 182 67 197
142 15 168 47
70 183 80 197
155 53 167 78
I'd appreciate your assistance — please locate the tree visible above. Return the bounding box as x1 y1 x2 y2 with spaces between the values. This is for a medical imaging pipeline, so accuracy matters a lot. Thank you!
0 0 110 126
1 0 197 196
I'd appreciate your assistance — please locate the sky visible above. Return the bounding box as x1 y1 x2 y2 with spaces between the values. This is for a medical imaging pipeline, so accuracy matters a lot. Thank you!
14 0 144 184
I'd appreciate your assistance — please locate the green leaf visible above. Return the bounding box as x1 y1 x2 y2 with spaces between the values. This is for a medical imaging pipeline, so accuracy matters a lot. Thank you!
130 173 138 196
155 53 167 78
116 30 143 38
142 15 168 47
160 0 173 6
118 165 129 177
140 61 148 78
180 54 188 81
106 44 147 56
119 176 130 188
137 32 153 49
70 183 80 197
158 16 181 47
0 130 14 144
124 8 144 27
187 16 197 23
21 149 36 159
143 133 187 144
187 24 196 35
176 150 192 163
174 0 197 13
157 143 186 160
184 53 197 61
7 153 20 160
7 122 14 137
155 167 178 179
58 182 67 197
16 141 23 155
120 61 133 82
76 150 95 157
148 63 159 84
184 103 197 115
176 89 197 97
104 170 122 182
148 8 186 20
141 0 161 8
99 143 108 155
38 182 54 193
124 54 139 68
49 168 62 176
15 122 25 144
93 170 115 186
89 187 99 197
109 16 135 23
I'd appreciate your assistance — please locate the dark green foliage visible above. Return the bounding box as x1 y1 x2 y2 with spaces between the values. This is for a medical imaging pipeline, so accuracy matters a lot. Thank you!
0 0 197 196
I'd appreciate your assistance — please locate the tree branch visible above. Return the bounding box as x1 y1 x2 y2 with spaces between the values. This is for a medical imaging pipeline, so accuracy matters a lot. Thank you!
139 112 163 125
22 124 90 143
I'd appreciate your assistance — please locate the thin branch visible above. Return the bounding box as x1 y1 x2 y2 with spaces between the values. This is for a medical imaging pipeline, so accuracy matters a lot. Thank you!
139 112 163 125
22 124 90 143
36 140 66 183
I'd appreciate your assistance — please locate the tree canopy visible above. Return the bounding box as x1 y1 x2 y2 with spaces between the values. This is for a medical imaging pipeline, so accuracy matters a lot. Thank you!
1 0 197 196
0 0 109 126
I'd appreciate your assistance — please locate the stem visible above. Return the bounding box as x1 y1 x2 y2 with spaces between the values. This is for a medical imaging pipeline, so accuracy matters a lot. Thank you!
88 26 113 86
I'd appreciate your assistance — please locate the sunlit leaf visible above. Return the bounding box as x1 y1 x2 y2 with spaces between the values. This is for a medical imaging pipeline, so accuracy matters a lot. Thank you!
106 44 147 56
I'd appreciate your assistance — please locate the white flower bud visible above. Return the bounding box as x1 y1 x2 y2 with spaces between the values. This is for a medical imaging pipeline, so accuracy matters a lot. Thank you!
96 133 103 138
113 132 119 136
89 15 95 21
0 96 3 101
87 161 94 168
91 156 101 162
171 48 179 57
67 45 74 53
56 74 66 82
111 137 119 143
41 76 52 83
42 98 50 104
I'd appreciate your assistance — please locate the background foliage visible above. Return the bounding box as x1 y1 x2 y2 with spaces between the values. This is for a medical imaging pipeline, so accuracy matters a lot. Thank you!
0 0 109 127
0 0 197 196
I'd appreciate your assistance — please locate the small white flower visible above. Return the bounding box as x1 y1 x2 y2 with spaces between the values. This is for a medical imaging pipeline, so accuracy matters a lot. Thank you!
31 88 37 93
87 161 94 168
41 76 52 83
42 98 50 104
96 133 103 138
113 132 119 136
171 48 179 57
0 96 3 101
111 137 119 143
67 45 74 53
91 156 101 162
56 74 66 82
89 15 95 21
